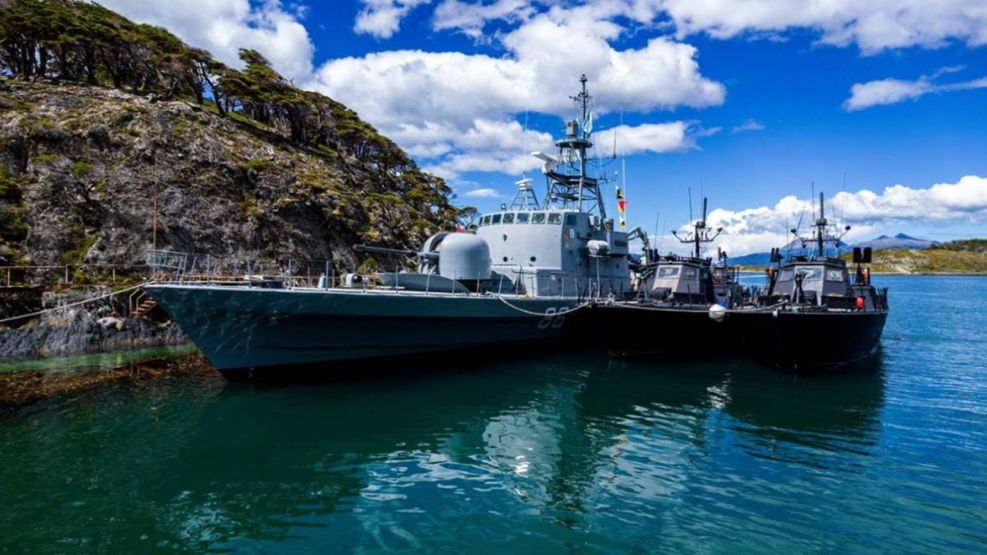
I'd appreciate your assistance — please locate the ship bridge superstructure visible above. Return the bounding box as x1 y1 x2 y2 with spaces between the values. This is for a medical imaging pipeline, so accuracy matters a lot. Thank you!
472 75 642 298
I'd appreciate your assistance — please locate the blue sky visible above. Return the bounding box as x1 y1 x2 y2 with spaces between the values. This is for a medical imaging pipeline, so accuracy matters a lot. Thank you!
103 0 987 254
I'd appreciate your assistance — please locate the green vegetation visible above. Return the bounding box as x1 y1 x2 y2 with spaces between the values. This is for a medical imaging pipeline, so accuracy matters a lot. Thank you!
841 247 987 274
31 153 57 164
931 239 987 254
59 223 97 264
0 0 461 224
72 160 92 176
244 157 273 172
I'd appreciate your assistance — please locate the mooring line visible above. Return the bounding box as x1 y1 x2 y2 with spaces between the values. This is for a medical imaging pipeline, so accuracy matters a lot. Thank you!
495 295 591 316
0 283 146 325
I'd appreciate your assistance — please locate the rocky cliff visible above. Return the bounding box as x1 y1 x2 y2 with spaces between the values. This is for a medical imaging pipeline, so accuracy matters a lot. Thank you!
0 79 458 270
0 0 466 361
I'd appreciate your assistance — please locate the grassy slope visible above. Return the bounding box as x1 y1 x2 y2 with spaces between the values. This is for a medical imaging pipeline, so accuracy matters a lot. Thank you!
840 248 987 274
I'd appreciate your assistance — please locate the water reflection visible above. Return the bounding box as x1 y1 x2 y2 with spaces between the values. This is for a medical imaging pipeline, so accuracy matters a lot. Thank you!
0 352 887 552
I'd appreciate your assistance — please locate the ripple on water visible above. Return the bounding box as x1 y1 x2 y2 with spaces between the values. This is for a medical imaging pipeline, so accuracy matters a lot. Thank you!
1 276 986 553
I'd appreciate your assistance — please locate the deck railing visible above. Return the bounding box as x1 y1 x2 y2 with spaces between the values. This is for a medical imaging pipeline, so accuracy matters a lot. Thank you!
1 263 149 290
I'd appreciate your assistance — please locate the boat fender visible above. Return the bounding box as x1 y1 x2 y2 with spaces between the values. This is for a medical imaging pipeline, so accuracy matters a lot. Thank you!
708 303 727 322
855 296 865 310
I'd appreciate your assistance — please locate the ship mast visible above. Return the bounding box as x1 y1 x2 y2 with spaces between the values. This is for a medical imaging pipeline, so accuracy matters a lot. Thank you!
539 75 606 220
672 197 722 259
790 192 851 258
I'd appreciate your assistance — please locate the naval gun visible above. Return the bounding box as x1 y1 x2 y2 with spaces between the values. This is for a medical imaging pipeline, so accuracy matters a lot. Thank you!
355 233 513 293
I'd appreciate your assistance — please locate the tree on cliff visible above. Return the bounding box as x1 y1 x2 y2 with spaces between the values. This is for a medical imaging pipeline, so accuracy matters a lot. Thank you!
0 0 457 212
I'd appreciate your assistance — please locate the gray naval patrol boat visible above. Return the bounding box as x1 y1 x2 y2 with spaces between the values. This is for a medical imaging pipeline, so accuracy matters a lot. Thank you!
146 76 649 378
594 193 889 371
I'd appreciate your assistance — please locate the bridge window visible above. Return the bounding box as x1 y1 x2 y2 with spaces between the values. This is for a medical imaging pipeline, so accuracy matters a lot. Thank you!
683 268 698 278
502 213 515 224
532 212 546 224
480 215 491 226
547 213 562 224
798 266 824 281
564 213 577 226
516 213 530 224
491 214 502 224
826 269 845 282
657 266 680 278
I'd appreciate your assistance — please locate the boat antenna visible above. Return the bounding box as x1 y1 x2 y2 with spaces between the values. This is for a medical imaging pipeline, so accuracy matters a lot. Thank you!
811 181 816 225
688 186 694 223
672 196 722 259
521 110 529 179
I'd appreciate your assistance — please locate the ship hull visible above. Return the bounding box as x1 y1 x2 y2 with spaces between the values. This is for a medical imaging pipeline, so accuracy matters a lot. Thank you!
593 304 888 371
146 284 580 376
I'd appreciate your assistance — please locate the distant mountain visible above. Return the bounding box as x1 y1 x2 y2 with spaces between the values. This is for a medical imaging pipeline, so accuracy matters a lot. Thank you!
728 252 773 266
855 233 938 251
730 233 936 267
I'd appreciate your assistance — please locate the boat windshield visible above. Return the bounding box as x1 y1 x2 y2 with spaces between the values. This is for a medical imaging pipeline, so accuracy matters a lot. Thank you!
517 213 530 224
778 266 824 281
796 266 824 280
657 266 680 278
825 268 845 282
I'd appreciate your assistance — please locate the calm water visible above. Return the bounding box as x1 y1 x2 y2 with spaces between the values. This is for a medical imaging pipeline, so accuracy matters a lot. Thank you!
1 276 985 553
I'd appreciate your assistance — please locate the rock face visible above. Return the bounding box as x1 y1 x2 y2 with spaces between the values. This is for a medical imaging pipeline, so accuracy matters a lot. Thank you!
0 287 185 359
0 79 461 360
0 79 458 270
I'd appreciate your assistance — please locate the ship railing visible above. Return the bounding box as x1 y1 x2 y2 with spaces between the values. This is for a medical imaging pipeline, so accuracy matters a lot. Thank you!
0 263 149 289
143 250 493 296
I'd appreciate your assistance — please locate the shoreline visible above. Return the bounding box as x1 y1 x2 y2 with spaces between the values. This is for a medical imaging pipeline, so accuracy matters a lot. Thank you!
0 351 217 411
736 267 987 276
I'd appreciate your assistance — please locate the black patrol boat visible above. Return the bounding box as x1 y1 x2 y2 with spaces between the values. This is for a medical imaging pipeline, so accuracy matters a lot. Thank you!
593 194 889 371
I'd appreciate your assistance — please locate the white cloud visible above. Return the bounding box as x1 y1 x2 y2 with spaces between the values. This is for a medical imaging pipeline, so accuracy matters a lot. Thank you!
311 7 725 177
732 119 765 133
702 175 987 254
595 122 707 157
655 0 987 53
354 0 432 39
433 0 534 39
845 72 987 110
99 0 314 81
434 1 987 54
462 187 504 198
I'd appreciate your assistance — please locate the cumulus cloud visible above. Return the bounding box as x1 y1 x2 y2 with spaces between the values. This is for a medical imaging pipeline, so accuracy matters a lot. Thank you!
654 0 987 54
434 1 987 54
99 0 314 81
595 122 710 157
433 0 534 39
311 7 725 177
844 72 987 110
462 187 504 198
354 0 432 39
701 175 987 254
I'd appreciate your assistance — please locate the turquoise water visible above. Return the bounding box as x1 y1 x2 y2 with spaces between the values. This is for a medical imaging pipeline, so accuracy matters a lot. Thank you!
0 344 197 374
1 275 985 553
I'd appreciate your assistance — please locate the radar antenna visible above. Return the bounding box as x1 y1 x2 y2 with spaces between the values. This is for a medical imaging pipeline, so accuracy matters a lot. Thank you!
672 197 723 259
539 75 607 220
